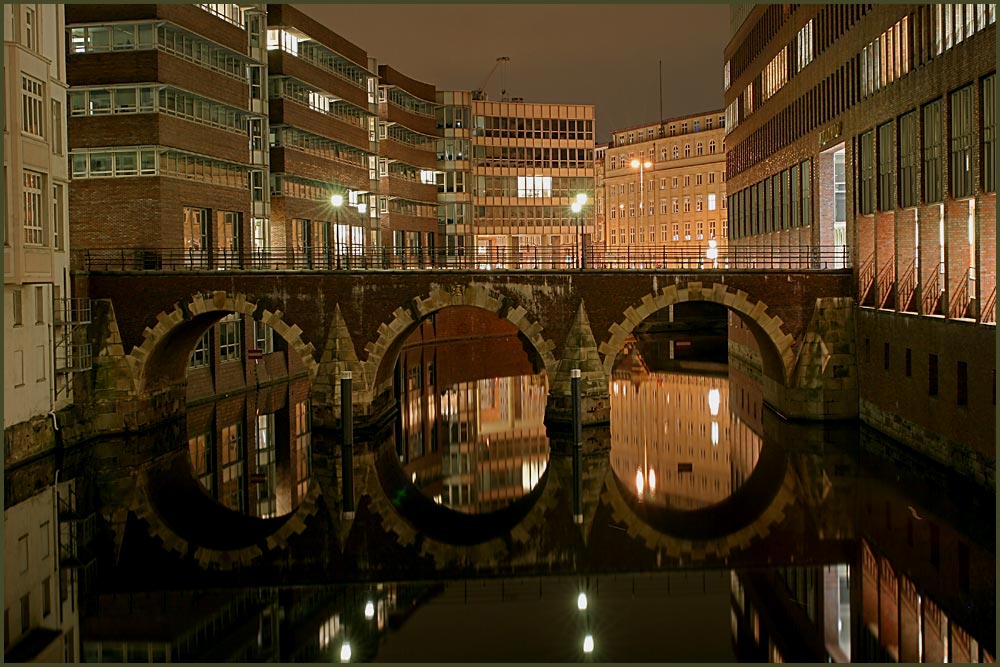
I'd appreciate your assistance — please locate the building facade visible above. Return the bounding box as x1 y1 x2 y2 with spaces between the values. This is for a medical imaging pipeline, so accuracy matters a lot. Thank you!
723 4 996 485
602 112 728 256
4 3 75 429
436 93 596 266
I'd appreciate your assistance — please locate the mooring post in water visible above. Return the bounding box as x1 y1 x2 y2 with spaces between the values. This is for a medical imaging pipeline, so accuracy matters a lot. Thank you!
571 368 583 524
341 370 355 519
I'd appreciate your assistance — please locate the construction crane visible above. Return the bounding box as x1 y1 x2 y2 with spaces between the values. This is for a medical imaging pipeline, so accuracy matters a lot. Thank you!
472 56 510 101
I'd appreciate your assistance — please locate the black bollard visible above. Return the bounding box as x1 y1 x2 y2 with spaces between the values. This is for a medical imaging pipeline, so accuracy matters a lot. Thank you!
571 368 583 524
341 370 355 518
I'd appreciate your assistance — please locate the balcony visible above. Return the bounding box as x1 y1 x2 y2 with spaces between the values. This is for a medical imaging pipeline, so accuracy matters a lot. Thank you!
381 175 438 203
267 50 368 109
380 138 437 170
270 99 369 149
382 101 438 137
271 146 370 191
66 5 248 55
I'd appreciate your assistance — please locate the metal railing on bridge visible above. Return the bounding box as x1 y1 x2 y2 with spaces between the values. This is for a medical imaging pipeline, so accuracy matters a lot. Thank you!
77 244 853 273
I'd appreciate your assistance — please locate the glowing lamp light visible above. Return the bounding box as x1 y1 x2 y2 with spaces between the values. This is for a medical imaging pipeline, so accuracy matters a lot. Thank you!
577 592 588 611
364 601 375 620
571 201 583 213
711 421 719 446
575 193 588 205
706 238 719 260
340 642 352 662
331 194 344 207
357 202 367 214
708 388 721 416
648 468 657 493
635 468 645 495
583 635 594 653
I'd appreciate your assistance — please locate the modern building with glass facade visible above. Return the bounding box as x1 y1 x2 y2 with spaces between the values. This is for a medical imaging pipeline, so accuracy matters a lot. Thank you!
722 4 996 484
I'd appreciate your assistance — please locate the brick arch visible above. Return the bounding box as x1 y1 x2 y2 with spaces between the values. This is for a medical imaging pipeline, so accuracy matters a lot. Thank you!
600 281 797 385
600 446 798 560
363 284 558 393
126 290 319 394
134 453 323 571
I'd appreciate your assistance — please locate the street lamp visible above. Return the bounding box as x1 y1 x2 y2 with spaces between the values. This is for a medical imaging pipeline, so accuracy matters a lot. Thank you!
331 193 344 269
571 193 588 269
630 158 652 223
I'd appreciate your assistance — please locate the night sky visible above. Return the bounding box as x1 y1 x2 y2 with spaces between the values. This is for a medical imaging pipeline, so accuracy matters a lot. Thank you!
295 4 730 143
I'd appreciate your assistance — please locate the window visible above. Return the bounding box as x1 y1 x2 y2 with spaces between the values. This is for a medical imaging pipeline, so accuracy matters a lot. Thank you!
52 184 64 250
957 361 968 406
188 330 210 369
12 289 23 327
684 175 691 187
708 194 717 211
218 313 241 362
18 534 29 572
24 6 36 51
796 19 814 71
23 171 44 245
877 122 894 210
42 577 51 618
40 521 50 558
34 286 44 324
923 100 943 202
684 144 691 158
696 142 704 156
21 75 44 138
50 100 63 155
858 131 875 214
950 85 974 198
672 177 678 188
20 595 29 635
985 75 996 193
899 111 918 207
659 178 666 190
696 195 703 212
928 353 938 396
672 198 679 213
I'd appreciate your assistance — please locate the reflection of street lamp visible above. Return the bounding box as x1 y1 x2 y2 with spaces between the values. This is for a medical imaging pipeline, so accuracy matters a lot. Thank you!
364 600 375 620
630 159 652 243
571 193 588 269
705 238 719 268
340 641 352 662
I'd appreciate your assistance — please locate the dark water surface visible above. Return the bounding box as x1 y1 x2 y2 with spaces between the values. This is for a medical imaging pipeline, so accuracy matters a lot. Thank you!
28 310 993 663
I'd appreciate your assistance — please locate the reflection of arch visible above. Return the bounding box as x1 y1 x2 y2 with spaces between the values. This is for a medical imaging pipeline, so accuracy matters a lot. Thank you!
601 282 797 385
364 285 558 392
601 443 797 559
366 442 561 565
133 448 322 570
127 290 318 393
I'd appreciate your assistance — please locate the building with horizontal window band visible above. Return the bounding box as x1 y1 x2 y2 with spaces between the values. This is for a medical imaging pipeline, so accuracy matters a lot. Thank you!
723 4 996 485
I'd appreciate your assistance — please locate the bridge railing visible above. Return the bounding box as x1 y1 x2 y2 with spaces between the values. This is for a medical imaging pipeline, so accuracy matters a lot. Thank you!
76 244 853 272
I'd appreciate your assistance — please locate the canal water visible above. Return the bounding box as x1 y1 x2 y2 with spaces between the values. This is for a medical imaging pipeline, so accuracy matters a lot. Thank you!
24 307 995 662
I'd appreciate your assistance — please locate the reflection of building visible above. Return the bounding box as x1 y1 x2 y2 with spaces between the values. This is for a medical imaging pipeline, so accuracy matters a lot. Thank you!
723 5 996 480
3 481 87 663
603 111 728 254
187 376 312 518
4 4 79 430
435 92 596 264
610 368 760 509
81 589 279 662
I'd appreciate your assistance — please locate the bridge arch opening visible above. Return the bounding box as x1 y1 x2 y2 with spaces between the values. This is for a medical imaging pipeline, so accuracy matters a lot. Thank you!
131 291 318 394
365 286 558 403
601 282 795 388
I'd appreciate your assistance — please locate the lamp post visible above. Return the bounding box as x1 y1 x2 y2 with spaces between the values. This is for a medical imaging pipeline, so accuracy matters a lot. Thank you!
630 159 652 261
571 193 588 269
331 193 343 269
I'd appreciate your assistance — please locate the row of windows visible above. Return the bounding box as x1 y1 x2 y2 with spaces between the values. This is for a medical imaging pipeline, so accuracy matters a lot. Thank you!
608 139 722 170
435 138 470 161
266 28 369 89
436 105 470 130
473 116 594 141
70 146 251 191
384 123 435 151
472 145 593 169
384 86 435 118
729 6 995 178
269 76 369 129
68 23 249 81
471 175 594 199
68 85 252 135
197 4 245 28
271 126 371 168
868 339 992 407
857 76 995 215
608 194 722 217
469 205 596 224
728 161 812 240
611 116 725 147
20 75 45 138
606 220 725 246
608 172 723 195
8 171 64 250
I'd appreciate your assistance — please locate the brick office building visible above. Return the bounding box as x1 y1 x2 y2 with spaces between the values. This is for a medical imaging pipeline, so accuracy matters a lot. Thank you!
723 5 996 484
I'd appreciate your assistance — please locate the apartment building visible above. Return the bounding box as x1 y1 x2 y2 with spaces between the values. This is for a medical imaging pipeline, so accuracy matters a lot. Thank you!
603 111 728 254
723 4 996 484
4 3 74 429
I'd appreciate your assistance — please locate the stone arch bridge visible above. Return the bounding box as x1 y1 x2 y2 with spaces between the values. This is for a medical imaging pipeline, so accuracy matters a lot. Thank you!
80 269 856 428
